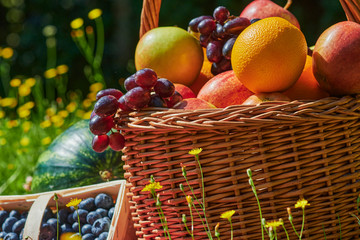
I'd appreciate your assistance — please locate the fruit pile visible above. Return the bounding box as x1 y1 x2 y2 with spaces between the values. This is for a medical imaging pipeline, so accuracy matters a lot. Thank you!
0 193 115 240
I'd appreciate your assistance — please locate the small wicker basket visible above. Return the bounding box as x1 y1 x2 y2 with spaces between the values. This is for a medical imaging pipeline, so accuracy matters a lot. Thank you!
118 0 360 239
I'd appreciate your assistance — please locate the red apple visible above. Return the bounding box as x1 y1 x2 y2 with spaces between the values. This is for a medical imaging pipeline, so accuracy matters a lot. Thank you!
240 0 300 29
197 70 253 108
312 21 360 96
242 92 290 105
173 98 216 110
174 83 196 99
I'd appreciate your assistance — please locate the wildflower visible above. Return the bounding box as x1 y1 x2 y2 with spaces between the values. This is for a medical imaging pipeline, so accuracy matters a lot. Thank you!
66 198 82 209
295 198 310 209
42 25 57 37
189 148 202 155
265 220 282 228
89 82 103 93
186 195 192 205
46 107 56 117
214 222 220 238
40 120 52 128
86 26 94 34
76 109 85 118
44 68 57 79
56 65 69 75
82 110 92 120
87 92 97 101
287 207 293 222
41 137 52 145
0 110 4 118
58 110 69 118
2 47 14 59
7 120 19 128
82 99 92 108
17 108 31 118
22 121 31 133
66 102 77 112
20 137 30 147
23 101 35 109
70 18 84 29
51 115 64 127
69 92 79 100
18 84 31 97
142 181 163 192
7 163 15 170
88 9 102 20
220 210 235 221
73 29 84 38
1 98 17 108
24 78 36 87
0 138 6 145
0 130 3 136
10 78 21 87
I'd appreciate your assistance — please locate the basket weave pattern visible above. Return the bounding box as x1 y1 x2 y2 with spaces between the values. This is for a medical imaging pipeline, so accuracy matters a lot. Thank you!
119 1 360 239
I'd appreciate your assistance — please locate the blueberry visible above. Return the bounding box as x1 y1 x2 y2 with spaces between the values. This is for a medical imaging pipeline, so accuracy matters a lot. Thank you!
94 193 114 210
0 232 7 238
86 211 102 225
2 217 18 233
20 211 28 219
79 198 96 212
72 221 84 232
4 232 18 240
82 224 93 234
91 218 110 236
98 232 108 240
0 211 9 226
102 217 111 224
39 223 56 240
73 209 88 224
95 208 108 218
19 230 23 240
60 223 73 233
43 208 55 222
67 213 75 225
82 233 96 240
46 218 58 231
58 209 69 224
9 210 20 219
12 218 26 234
108 207 115 219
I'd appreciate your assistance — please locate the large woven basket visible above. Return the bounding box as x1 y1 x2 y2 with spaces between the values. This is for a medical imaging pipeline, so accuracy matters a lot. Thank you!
118 0 360 239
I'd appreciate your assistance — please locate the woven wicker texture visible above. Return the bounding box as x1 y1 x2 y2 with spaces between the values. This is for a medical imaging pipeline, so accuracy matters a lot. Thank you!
125 1 360 239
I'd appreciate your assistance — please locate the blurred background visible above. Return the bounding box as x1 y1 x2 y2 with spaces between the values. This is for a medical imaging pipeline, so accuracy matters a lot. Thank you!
0 0 347 195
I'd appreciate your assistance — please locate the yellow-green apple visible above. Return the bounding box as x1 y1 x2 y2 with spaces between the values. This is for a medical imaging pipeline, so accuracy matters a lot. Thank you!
197 70 253 108
174 83 196 99
173 98 216 110
312 21 360 96
242 92 290 105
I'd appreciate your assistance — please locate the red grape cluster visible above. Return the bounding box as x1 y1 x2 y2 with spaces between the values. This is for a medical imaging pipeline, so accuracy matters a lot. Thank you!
89 68 183 153
189 6 257 75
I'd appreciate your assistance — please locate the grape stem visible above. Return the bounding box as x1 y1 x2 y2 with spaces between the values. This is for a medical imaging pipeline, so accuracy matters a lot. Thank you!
284 0 292 10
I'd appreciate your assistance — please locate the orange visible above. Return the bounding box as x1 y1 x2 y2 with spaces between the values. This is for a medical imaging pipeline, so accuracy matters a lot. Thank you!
190 48 214 95
282 55 330 100
231 17 307 93
135 26 203 86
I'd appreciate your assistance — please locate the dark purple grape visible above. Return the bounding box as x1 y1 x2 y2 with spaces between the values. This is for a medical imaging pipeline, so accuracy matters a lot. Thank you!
166 91 183 108
134 68 158 89
148 94 167 108
92 135 109 153
123 87 151 110
222 37 237 59
154 78 175 98
109 132 125 151
211 58 232 75
89 115 114 135
250 18 261 24
124 74 138 91
223 17 251 35
213 6 230 24
118 96 132 111
198 19 216 35
199 34 211 48
96 88 123 100
188 15 213 32
94 95 119 117
212 23 226 39
206 40 223 63
90 111 96 119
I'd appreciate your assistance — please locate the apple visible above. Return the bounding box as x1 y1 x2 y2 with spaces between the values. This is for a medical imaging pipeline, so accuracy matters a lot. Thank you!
174 83 196 99
173 98 216 110
312 21 360 96
242 92 290 105
240 0 300 29
197 70 253 108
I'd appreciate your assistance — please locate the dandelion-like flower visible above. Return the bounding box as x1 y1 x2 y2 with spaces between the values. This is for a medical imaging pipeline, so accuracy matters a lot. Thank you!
22 121 31 133
56 65 69 75
18 85 31 97
0 110 4 119
88 9 102 20
66 198 82 209
2 47 14 59
41 137 52 145
44 68 57 79
24 78 36 87
295 198 310 209
89 82 104 93
220 210 235 221
20 137 30 147
1 98 17 108
265 220 282 228
58 110 69 118
70 18 84 29
186 195 192 204
40 120 52 129
82 111 92 120
10 78 21 87
189 148 202 155
66 102 77 113
142 181 163 192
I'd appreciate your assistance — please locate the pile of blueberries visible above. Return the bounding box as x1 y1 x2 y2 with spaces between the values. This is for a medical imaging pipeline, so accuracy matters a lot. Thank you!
0 193 115 240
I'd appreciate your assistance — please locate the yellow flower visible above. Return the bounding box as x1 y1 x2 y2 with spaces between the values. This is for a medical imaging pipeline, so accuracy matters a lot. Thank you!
46 107 56 117
142 181 163 192
189 148 202 155
220 210 235 220
22 121 31 133
66 102 77 113
17 108 31 118
2 47 14 59
44 68 57 79
56 65 69 75
23 101 35 109
0 138 6 145
87 92 97 101
265 220 282 229
76 109 85 118
88 9 102 20
7 120 19 128
295 199 310 209
1 98 17 108
51 115 64 127
7 163 14 170
19 84 31 97
0 110 5 118
40 120 51 128
66 198 82 208
0 130 3 136
58 110 69 118
73 29 84 38
70 18 84 29
41 137 52 145
82 110 92 120
10 78 21 87
20 137 30 147
24 78 36 87
186 195 192 204
89 82 103 93
82 99 92 108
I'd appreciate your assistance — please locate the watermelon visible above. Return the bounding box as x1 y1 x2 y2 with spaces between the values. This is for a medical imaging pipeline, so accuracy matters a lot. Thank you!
31 120 123 193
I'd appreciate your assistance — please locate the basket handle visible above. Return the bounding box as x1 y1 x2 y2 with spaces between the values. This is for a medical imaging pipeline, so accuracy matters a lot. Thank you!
139 0 162 38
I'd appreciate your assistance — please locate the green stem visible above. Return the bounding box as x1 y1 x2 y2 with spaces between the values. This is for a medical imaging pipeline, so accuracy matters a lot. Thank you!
76 208 81 236
274 228 278 240
93 17 104 70
322 225 327 240
299 208 305 239
189 204 194 237
55 195 59 240
249 177 265 240
281 224 290 240
46 37 57 69
151 192 170 239
290 219 300 238
229 219 233 240
338 214 342 240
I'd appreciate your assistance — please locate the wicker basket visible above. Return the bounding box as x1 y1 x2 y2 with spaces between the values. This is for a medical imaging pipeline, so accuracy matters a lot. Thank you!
118 1 360 239
0 180 136 240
